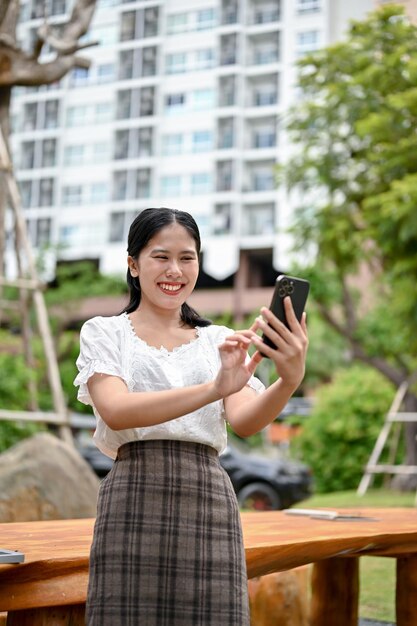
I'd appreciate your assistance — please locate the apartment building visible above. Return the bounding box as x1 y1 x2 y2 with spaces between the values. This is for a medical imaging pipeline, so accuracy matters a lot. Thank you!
9 0 373 287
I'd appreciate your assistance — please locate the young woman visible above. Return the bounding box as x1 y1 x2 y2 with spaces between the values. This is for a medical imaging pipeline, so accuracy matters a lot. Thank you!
74 207 308 626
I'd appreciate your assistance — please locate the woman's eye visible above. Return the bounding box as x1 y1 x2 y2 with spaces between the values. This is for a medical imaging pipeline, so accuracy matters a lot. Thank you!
182 257 194 261
155 256 168 260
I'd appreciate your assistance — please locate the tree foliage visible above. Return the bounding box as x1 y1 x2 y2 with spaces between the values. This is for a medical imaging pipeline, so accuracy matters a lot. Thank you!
280 4 417 480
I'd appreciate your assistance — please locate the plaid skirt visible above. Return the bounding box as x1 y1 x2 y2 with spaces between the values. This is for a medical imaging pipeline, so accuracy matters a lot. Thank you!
86 439 250 626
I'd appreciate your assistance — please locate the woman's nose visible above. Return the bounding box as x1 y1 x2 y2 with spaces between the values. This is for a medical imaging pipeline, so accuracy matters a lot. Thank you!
166 260 182 277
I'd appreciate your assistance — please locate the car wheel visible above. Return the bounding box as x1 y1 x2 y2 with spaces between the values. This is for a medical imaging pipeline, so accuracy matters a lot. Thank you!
237 482 281 511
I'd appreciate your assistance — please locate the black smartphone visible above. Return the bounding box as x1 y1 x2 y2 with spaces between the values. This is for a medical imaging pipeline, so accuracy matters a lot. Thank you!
261 274 310 352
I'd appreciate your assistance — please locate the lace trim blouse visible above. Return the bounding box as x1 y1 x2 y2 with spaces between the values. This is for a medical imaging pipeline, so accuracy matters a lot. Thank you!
74 313 265 458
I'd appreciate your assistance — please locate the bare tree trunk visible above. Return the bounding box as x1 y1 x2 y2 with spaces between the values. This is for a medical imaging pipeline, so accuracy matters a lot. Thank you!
0 86 11 297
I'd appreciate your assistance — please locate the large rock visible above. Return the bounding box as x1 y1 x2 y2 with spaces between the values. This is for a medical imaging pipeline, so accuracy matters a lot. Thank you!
248 566 310 626
0 433 100 522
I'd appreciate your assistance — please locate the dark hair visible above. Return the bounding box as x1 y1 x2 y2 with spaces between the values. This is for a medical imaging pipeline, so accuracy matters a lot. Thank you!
121 207 211 327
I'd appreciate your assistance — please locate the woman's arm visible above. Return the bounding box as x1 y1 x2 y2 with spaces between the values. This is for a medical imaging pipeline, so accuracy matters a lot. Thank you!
87 330 257 430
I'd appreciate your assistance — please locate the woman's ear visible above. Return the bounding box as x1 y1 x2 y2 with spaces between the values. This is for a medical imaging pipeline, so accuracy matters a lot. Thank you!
127 255 139 278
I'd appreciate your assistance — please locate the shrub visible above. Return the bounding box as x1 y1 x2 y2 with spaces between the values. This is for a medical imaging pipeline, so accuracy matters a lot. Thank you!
292 365 395 493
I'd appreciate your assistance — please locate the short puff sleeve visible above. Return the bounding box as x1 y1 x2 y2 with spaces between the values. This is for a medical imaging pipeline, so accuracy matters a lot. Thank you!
74 317 127 407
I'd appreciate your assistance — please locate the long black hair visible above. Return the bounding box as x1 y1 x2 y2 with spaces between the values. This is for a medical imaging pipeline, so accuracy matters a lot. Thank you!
121 207 211 327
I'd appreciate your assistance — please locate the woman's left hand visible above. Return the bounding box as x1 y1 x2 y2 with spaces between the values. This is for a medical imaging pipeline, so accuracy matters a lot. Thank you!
252 298 308 391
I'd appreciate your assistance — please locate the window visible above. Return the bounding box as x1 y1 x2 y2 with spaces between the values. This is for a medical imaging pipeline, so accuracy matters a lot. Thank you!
165 93 186 114
120 11 136 40
21 141 35 169
192 89 215 110
44 100 59 129
191 173 212 195
23 103 37 131
119 50 135 80
162 133 184 156
42 139 57 167
167 12 188 34
95 102 113 123
39 178 55 207
213 203 232 234
135 169 151 198
90 183 109 204
166 52 187 74
66 105 88 127
140 87 154 116
296 30 320 57
19 180 33 208
64 145 84 165
252 168 274 191
115 130 129 159
62 185 82 206
160 175 182 197
196 49 215 70
97 63 115 83
113 171 128 200
35 218 52 247
254 87 277 106
242 203 275 235
71 67 89 86
117 90 132 119
109 212 126 242
192 131 212 153
197 8 216 30
297 0 320 14
138 127 153 156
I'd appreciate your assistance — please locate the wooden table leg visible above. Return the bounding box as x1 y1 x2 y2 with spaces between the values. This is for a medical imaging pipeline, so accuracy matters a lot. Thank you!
6 604 86 626
310 558 359 626
397 555 417 626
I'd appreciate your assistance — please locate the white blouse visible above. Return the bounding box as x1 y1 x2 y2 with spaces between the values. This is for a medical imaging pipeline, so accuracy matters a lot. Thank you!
74 313 265 458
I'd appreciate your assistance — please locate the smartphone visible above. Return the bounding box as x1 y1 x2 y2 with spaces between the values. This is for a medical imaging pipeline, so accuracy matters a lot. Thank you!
261 274 310 352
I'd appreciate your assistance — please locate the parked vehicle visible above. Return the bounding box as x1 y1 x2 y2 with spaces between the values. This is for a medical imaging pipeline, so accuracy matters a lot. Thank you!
72 414 312 511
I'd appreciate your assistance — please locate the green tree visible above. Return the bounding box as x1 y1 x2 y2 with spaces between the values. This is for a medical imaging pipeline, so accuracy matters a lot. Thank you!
280 4 417 486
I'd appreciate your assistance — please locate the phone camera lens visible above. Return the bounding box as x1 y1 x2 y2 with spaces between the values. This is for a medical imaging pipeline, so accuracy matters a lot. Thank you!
281 278 289 288
278 287 286 297
287 284 294 294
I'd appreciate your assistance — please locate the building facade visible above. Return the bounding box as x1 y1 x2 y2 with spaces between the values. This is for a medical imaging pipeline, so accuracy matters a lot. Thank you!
9 0 373 286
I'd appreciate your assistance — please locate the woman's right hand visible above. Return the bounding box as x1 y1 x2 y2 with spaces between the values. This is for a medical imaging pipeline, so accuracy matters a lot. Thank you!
213 330 262 398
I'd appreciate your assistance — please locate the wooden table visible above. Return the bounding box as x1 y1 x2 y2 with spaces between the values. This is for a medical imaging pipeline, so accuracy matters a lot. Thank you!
0 508 417 625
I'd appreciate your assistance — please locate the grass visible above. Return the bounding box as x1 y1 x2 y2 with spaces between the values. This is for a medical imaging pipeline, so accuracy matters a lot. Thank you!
295 489 415 623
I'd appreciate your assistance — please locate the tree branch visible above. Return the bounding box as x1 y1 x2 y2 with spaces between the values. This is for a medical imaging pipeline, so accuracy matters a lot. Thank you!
316 301 407 388
0 50 91 87
36 22 97 56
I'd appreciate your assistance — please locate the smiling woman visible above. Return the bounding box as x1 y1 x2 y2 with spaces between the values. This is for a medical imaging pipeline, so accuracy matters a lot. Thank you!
74 206 308 626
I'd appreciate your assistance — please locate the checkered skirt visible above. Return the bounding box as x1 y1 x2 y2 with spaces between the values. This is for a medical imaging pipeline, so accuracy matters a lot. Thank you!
86 439 250 625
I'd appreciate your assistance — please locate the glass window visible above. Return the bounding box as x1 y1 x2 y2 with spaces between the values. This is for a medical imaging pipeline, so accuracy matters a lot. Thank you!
253 169 274 191
135 169 151 198
42 138 57 167
62 185 82 206
197 8 216 30
165 93 186 114
23 103 37 131
120 11 136 40
115 130 129 159
19 180 33 208
113 170 128 200
96 102 113 123
160 175 182 197
64 145 84 165
296 30 320 57
192 130 212 153
192 89 215 110
39 178 55 207
196 48 215 70
71 67 89 86
117 90 132 119
35 218 52 247
167 12 188 34
166 52 187 74
44 100 59 129
66 105 88 126
297 0 320 13
21 141 36 169
162 133 184 156
97 63 115 83
242 203 275 235
191 173 212 195
137 127 153 156
90 183 109 203
109 212 126 242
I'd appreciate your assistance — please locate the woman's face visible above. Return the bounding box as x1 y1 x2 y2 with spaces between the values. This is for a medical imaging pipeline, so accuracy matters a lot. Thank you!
128 222 200 313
